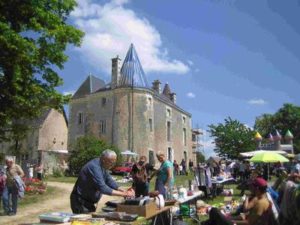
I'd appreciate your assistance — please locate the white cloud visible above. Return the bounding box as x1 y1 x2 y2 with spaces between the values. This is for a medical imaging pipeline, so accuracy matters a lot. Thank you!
71 0 189 74
247 98 267 105
63 90 75 96
186 92 196 98
244 123 254 130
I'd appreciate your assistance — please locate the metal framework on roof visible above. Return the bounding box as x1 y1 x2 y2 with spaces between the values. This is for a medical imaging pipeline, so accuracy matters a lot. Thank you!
119 44 149 88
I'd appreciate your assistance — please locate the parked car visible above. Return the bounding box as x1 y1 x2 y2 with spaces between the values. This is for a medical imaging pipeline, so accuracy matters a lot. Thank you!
112 162 133 175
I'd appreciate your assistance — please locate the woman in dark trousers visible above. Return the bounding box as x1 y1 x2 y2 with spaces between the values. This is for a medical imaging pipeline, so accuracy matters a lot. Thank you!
131 155 154 197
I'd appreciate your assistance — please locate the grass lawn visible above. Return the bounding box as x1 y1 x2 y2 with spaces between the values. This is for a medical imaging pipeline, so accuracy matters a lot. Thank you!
45 176 77 183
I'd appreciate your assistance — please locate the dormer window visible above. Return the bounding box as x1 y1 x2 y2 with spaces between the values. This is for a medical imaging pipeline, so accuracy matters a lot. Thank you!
166 108 171 117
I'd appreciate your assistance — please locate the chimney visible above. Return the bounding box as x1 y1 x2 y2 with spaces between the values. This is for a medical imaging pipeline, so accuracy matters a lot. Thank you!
170 93 177 104
152 80 161 94
111 55 121 89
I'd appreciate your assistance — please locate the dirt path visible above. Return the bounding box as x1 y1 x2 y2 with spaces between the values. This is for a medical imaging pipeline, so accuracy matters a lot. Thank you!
0 181 119 225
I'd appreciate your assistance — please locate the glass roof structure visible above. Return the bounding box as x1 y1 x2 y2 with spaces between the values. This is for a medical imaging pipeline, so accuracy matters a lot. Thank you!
119 44 149 88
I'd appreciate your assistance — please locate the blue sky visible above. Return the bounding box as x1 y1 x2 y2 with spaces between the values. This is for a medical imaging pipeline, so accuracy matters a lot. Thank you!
57 0 300 157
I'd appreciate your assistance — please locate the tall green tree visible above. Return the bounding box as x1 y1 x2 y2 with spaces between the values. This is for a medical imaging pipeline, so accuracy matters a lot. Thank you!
253 114 274 138
208 117 256 159
68 136 122 176
0 0 84 141
254 103 300 153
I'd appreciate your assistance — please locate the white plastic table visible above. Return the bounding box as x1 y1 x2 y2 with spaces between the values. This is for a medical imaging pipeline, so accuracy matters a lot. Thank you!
176 191 203 225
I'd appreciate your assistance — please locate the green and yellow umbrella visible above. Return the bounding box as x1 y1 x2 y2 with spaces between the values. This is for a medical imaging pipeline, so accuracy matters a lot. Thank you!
250 151 289 163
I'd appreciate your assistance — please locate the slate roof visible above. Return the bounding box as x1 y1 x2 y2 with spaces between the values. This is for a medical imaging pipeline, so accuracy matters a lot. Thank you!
73 75 105 99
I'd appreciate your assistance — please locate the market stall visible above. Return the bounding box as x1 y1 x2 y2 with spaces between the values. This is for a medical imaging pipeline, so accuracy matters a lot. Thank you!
20 188 206 225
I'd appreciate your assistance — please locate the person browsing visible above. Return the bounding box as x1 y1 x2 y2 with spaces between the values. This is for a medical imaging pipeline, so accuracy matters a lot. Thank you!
70 149 135 214
153 151 174 198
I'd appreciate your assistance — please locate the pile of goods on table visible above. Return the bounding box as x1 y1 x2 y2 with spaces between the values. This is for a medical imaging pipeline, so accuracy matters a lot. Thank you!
195 198 241 216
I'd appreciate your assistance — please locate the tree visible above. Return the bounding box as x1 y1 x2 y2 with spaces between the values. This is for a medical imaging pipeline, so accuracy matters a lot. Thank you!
253 114 274 138
0 0 84 141
68 136 121 176
196 152 205 164
208 117 256 159
254 103 300 153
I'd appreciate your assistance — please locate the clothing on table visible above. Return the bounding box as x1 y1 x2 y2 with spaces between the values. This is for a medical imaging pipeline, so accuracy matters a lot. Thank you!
71 158 119 213
195 166 212 198
205 167 212 188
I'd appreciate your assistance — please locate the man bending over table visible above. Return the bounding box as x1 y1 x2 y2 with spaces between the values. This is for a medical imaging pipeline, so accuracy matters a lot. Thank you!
70 149 134 213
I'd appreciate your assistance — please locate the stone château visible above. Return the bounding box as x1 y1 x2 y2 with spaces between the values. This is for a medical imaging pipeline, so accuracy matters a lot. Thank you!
68 44 199 165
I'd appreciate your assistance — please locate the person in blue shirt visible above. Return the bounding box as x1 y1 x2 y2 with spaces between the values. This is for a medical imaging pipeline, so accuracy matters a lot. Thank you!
154 151 174 198
70 149 134 213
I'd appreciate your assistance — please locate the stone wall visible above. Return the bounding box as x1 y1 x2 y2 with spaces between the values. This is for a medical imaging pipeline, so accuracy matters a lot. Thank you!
39 109 68 151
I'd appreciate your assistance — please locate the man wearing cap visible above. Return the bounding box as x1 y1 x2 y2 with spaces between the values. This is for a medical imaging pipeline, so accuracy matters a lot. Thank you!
237 177 270 225
203 177 271 225
70 149 135 214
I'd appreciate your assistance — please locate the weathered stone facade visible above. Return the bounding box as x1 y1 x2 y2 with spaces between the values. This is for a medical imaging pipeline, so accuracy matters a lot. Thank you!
0 109 68 174
68 44 196 165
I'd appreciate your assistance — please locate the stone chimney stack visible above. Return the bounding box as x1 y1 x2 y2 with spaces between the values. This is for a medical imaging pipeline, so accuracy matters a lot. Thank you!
170 93 177 104
111 55 121 89
152 80 161 94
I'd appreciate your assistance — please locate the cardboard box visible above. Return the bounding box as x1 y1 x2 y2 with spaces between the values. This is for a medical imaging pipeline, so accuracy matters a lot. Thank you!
116 201 157 217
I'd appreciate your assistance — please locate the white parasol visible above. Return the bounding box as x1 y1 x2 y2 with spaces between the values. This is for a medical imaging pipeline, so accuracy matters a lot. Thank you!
121 150 138 156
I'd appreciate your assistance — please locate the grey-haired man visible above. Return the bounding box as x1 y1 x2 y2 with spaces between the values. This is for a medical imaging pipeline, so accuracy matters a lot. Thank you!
3 156 24 216
70 149 134 213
